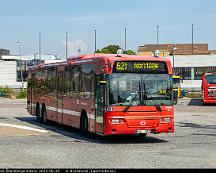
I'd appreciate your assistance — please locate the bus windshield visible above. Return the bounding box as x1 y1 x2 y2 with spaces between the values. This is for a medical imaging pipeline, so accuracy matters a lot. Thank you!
108 73 172 106
206 75 216 84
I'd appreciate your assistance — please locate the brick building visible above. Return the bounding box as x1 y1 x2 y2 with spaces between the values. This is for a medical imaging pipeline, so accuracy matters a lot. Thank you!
138 43 210 56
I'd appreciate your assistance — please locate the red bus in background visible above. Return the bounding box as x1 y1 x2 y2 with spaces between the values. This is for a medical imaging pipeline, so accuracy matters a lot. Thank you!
201 72 216 104
27 54 174 136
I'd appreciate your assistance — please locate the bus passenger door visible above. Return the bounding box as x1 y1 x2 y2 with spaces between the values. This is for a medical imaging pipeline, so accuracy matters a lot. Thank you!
57 71 64 124
95 75 105 134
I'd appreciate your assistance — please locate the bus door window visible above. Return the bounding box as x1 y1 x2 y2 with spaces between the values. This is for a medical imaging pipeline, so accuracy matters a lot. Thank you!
46 67 57 121
57 70 64 124
95 74 106 134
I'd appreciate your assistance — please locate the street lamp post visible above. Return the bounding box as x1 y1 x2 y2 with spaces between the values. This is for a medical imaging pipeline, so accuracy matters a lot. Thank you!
94 30 97 53
39 32 41 60
124 27 127 53
156 26 159 48
16 39 24 91
66 32 68 59
192 24 194 55
171 46 177 73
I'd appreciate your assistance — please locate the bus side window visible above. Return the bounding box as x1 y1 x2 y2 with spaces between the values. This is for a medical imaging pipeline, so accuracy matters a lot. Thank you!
47 67 57 93
73 66 80 96
80 64 95 99
64 67 71 94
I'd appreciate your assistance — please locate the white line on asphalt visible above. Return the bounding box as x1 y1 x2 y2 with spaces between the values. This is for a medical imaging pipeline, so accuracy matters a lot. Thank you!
0 123 48 133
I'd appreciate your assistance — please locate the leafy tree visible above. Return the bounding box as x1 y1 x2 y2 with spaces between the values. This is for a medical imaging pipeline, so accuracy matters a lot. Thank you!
95 45 122 54
125 50 136 55
95 44 136 55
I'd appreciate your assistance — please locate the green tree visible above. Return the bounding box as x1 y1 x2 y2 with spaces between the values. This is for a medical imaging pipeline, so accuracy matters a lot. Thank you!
95 44 136 55
125 50 136 55
97 45 122 54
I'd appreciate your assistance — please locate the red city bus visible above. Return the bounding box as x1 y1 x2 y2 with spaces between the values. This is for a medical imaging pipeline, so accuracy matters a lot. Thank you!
201 72 216 104
27 54 174 136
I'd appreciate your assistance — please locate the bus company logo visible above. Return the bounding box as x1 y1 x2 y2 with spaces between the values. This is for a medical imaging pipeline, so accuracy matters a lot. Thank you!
140 120 146 126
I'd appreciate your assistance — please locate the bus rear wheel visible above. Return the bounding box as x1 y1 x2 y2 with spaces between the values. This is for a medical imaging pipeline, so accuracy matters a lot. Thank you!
80 113 89 136
36 104 42 123
41 105 47 124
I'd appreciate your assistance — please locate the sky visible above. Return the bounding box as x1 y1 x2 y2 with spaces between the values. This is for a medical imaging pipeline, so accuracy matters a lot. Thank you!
0 0 216 59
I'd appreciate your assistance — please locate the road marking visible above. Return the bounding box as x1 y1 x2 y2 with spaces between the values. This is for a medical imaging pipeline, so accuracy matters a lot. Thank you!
0 123 48 133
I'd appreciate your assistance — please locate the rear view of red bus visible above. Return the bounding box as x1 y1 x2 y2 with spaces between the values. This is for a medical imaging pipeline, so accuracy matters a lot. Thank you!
201 72 216 104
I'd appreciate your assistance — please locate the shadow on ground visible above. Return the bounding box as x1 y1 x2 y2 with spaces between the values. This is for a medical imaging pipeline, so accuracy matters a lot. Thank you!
179 122 216 130
187 99 216 106
15 116 168 144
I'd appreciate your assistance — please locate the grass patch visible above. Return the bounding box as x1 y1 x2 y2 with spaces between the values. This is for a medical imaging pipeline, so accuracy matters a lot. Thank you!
186 92 202 98
16 89 27 99
0 87 27 99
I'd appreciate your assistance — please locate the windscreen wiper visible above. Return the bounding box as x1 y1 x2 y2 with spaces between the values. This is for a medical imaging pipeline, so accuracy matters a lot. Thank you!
123 81 142 112
142 82 162 112
123 92 138 112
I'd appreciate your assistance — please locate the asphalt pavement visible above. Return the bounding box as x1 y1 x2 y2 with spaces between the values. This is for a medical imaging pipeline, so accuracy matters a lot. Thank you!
0 98 216 168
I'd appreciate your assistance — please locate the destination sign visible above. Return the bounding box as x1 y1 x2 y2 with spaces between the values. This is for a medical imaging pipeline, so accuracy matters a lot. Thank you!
113 61 168 73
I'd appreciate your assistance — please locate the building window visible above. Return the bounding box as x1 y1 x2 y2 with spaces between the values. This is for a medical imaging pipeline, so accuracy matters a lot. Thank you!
174 67 191 80
194 67 216 80
16 61 28 82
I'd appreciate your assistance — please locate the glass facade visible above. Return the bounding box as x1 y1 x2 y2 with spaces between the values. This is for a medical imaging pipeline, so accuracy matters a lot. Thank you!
174 66 216 80
16 60 44 82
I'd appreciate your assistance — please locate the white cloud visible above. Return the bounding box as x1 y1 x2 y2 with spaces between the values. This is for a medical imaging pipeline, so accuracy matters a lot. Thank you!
62 39 88 56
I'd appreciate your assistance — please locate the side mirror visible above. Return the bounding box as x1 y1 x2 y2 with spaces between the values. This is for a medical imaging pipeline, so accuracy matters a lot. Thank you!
99 74 107 85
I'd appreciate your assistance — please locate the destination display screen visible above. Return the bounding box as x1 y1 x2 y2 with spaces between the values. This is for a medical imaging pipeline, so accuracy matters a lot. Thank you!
113 61 168 73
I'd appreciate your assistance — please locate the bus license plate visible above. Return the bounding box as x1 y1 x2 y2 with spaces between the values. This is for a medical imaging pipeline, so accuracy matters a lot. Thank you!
136 130 150 134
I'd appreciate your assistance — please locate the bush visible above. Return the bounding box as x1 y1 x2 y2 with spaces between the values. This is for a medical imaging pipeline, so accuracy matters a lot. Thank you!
16 89 27 99
0 86 16 98
186 92 202 98
0 87 27 99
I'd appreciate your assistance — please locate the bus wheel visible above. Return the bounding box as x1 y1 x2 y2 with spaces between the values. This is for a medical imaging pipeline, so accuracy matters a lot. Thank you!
174 99 178 105
137 133 147 138
80 113 88 136
36 104 42 123
41 105 47 124
202 102 206 106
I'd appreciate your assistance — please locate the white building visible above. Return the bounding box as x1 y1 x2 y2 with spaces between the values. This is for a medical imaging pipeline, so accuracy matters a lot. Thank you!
167 54 216 91
0 54 64 89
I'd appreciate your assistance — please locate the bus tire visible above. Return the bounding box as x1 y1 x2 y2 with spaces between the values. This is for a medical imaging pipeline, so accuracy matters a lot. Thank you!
137 133 147 138
202 102 206 106
41 105 47 124
36 104 42 123
80 112 89 136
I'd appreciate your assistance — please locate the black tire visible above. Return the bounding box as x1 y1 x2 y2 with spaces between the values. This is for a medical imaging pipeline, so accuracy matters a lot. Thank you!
137 133 147 138
202 102 206 106
36 105 42 123
41 105 47 124
80 113 89 136
174 99 178 105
